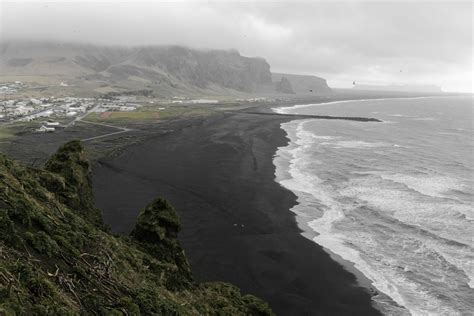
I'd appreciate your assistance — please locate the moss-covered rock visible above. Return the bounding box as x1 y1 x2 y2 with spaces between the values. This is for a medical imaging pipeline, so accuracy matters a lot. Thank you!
131 198 181 243
130 198 192 288
44 140 102 226
0 141 274 315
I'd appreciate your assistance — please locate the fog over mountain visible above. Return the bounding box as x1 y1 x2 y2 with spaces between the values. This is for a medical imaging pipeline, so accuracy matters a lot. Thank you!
1 1 472 92
0 41 331 96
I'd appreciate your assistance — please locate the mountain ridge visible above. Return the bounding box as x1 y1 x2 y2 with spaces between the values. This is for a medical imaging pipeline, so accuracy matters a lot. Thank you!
0 41 331 96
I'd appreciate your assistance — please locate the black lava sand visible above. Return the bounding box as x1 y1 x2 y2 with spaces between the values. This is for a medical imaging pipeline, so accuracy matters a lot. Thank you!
92 112 381 315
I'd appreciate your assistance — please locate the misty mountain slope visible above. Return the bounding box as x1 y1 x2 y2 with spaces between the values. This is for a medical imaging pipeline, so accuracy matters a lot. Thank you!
127 46 273 91
0 41 331 96
0 42 131 77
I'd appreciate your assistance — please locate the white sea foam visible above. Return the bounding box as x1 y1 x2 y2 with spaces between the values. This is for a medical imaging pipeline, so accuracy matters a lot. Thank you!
311 135 338 140
379 174 469 198
274 99 362 114
330 140 389 149
272 96 439 115
412 117 436 121
339 176 474 290
275 122 411 312
339 178 473 244
387 114 406 117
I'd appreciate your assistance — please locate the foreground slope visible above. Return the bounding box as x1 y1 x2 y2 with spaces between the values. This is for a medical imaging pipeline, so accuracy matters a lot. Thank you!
0 140 273 315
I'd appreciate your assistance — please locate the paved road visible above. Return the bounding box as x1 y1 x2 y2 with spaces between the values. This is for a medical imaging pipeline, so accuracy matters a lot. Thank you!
64 105 134 142
81 129 131 142
64 104 101 128
79 119 133 142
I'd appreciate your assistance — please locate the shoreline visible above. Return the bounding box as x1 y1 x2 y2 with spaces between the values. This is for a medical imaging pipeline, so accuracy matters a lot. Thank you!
270 100 409 314
272 118 392 312
92 109 382 315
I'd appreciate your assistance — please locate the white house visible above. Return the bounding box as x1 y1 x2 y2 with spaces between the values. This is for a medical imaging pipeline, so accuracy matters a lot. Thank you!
119 106 136 112
30 98 42 105
37 125 55 133
46 121 60 127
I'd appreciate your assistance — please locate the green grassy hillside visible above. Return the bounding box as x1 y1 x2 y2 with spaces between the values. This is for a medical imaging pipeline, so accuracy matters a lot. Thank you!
0 140 273 315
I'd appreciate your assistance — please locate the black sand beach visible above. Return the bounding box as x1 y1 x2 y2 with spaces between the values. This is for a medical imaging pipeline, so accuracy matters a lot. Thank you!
92 111 381 315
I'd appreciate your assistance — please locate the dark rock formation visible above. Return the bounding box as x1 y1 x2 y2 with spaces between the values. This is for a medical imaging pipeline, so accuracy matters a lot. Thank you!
43 140 102 226
275 76 295 94
272 72 332 94
131 197 192 286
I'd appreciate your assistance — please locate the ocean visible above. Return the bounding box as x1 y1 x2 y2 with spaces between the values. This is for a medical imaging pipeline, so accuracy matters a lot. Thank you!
273 96 473 315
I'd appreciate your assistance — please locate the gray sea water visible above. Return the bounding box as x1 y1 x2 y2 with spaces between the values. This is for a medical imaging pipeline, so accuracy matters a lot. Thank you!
273 96 473 315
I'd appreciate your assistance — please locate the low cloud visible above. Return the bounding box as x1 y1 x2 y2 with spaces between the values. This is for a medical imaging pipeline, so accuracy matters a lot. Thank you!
1 1 472 92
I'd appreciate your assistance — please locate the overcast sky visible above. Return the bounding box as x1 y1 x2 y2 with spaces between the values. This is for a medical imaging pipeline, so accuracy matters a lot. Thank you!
1 0 472 92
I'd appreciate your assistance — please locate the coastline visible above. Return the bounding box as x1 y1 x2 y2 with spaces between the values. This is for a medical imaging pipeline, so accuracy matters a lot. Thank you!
272 118 404 314
92 110 382 315
270 95 474 315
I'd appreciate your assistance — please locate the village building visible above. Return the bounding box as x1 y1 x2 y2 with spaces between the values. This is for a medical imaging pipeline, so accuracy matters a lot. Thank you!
37 125 55 133
45 120 61 127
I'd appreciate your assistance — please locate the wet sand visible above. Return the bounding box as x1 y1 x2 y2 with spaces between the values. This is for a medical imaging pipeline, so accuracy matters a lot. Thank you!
92 111 381 315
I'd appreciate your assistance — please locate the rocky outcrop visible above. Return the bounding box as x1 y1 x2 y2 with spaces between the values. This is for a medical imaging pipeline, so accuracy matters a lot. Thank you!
272 72 331 94
43 140 102 226
0 141 273 315
275 77 295 94
131 197 192 287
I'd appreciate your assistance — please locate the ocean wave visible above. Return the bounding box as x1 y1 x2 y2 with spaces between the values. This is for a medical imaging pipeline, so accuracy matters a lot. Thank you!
273 99 363 114
412 117 436 121
323 140 389 149
387 114 407 117
294 122 389 150
272 96 440 115
339 177 474 290
379 174 469 199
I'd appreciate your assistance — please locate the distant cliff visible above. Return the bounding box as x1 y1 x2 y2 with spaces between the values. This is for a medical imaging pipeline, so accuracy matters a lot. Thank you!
0 140 273 315
131 46 272 92
272 72 331 94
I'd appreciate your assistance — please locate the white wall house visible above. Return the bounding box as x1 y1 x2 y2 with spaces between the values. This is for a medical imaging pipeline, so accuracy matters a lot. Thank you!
37 125 55 133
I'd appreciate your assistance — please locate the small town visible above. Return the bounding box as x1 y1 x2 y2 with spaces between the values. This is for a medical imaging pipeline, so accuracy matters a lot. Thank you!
0 81 275 134
0 95 140 133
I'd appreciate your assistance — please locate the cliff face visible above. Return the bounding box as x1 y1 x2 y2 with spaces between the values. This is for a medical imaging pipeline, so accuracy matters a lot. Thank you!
132 46 272 92
272 72 331 94
0 141 273 315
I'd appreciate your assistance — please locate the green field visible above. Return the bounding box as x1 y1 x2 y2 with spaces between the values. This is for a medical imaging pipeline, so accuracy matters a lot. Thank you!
84 105 216 123
0 126 14 140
